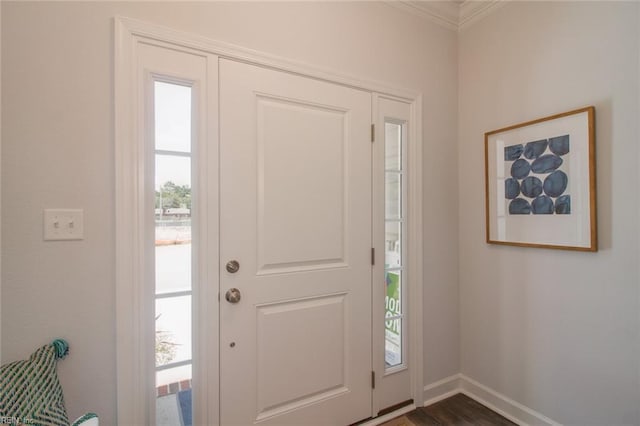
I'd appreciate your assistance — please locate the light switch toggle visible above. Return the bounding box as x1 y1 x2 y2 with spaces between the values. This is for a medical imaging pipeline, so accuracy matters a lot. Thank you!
44 209 84 241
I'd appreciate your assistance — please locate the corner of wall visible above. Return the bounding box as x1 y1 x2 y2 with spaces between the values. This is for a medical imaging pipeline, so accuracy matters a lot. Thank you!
458 375 560 426
422 374 461 406
422 374 562 426
456 2 640 425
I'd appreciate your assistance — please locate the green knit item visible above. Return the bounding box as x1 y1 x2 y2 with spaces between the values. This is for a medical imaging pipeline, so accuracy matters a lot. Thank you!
71 412 98 426
52 339 70 360
0 339 71 425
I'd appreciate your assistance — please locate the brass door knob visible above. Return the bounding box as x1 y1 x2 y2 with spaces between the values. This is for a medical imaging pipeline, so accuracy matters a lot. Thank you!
225 288 241 304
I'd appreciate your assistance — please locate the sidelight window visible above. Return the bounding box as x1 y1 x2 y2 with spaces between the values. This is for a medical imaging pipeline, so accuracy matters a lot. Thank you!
384 121 406 370
153 81 193 424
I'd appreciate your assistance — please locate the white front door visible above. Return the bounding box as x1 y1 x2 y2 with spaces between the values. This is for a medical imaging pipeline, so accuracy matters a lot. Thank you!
219 58 373 425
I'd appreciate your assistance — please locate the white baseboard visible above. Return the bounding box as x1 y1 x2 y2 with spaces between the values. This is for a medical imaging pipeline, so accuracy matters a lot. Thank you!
422 374 561 426
422 373 461 406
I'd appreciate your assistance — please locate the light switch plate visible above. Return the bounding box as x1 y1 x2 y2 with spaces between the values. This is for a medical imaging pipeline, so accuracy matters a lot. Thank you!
44 209 84 241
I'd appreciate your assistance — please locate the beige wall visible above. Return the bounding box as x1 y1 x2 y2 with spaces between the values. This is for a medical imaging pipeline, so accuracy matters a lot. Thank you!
459 2 639 424
1 2 459 423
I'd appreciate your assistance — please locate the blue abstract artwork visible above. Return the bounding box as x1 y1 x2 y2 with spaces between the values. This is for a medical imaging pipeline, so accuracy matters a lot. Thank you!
504 136 570 215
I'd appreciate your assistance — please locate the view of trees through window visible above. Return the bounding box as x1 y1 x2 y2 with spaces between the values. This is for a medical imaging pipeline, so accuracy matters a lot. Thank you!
156 181 191 211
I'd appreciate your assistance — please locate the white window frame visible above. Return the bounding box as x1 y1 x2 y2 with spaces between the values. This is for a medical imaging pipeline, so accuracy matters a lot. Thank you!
115 20 219 426
372 94 420 415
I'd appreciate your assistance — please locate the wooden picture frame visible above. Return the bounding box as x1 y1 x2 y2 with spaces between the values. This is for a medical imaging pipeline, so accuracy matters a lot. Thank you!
485 106 597 251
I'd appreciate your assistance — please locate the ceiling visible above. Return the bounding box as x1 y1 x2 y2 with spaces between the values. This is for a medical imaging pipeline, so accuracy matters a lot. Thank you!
386 0 504 31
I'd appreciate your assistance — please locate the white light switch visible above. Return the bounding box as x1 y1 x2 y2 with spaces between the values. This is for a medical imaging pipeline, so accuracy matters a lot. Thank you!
44 209 84 241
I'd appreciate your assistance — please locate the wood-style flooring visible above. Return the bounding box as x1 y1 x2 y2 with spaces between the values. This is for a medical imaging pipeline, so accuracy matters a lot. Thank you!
381 393 517 426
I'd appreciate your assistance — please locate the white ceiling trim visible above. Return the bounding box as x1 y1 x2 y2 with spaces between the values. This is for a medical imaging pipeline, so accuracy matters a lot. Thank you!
459 0 506 30
387 1 460 31
385 1 506 32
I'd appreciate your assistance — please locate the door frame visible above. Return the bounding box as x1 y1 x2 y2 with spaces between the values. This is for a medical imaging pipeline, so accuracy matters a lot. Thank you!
115 16 423 425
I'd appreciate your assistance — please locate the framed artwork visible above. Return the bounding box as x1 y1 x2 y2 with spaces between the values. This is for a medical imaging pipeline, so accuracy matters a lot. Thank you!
484 106 597 251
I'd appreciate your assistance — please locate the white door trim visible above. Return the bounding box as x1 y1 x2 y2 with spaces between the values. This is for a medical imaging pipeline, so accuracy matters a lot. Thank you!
114 15 423 425
115 16 419 100
115 19 147 425
407 94 424 409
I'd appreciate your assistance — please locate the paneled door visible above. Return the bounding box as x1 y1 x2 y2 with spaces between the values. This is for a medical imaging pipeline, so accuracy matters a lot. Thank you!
219 59 373 425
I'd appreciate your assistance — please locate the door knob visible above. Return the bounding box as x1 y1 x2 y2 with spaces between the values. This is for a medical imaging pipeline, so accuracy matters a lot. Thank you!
226 260 240 273
225 288 242 304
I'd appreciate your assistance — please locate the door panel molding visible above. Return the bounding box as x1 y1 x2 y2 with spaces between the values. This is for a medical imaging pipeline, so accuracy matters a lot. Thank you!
256 293 348 419
255 94 348 274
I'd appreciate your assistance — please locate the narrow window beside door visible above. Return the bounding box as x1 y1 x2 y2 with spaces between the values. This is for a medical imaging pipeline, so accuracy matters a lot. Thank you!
384 122 405 370
154 81 194 425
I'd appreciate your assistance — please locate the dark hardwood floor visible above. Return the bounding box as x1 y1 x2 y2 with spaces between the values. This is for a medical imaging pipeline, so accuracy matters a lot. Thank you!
382 393 517 426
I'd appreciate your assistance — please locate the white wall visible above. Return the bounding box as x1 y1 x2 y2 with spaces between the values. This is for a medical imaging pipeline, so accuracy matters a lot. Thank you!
1 2 459 423
459 2 639 425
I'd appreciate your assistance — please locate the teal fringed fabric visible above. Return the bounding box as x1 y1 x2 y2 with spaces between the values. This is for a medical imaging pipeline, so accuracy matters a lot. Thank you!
71 412 99 426
0 339 71 426
52 338 70 359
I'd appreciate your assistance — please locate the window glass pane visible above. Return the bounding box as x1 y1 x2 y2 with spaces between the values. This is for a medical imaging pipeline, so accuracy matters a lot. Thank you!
156 244 191 294
385 222 401 269
385 270 402 367
384 119 405 372
156 155 191 247
156 364 192 388
385 122 402 170
156 364 192 426
385 172 402 220
155 155 191 208
156 295 192 367
154 80 193 426
155 81 192 153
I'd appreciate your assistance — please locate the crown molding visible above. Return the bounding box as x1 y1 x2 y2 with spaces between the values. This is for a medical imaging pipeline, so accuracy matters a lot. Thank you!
385 0 507 32
386 1 460 31
459 0 506 30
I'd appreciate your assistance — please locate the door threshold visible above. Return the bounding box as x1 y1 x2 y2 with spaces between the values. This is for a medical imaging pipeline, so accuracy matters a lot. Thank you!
351 402 416 426
378 399 414 417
